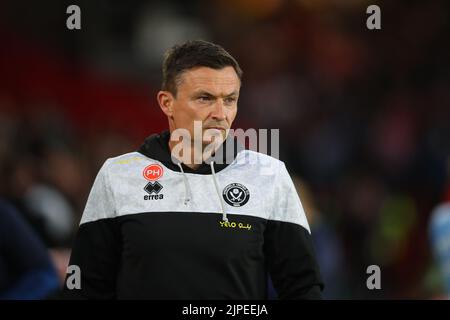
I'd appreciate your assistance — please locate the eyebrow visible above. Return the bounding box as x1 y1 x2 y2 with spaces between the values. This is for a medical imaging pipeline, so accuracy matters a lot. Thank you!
193 90 238 98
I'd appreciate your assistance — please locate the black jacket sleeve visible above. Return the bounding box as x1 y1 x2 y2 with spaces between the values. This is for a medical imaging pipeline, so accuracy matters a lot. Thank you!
264 163 324 299
62 160 121 299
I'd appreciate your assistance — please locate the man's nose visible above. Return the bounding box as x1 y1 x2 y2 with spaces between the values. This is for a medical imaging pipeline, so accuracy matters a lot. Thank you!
211 100 226 120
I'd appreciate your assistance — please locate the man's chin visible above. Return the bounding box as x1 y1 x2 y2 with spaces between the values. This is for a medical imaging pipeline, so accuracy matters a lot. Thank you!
201 139 224 148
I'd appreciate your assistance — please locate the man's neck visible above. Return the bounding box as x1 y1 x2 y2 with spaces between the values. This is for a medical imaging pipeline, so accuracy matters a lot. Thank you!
167 139 208 170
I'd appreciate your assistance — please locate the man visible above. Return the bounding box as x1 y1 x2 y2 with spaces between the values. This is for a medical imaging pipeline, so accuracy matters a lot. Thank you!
63 40 324 299
0 199 60 299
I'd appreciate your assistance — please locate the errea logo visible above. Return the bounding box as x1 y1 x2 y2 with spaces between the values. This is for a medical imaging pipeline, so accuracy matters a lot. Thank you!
143 181 164 201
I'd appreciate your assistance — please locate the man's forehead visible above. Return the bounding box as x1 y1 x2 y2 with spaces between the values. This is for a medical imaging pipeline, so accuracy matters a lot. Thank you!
178 66 240 91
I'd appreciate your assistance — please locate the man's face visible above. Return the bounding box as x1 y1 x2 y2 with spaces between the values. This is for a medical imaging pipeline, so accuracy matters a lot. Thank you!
166 66 240 146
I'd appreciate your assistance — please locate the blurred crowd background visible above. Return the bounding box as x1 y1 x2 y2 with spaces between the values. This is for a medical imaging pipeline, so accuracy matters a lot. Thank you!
1 0 449 299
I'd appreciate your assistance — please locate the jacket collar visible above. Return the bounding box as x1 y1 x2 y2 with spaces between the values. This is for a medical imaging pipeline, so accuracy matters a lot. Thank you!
137 130 244 174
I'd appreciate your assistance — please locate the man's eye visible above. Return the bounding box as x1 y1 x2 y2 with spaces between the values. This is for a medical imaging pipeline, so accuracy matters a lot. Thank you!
224 97 237 104
198 96 212 102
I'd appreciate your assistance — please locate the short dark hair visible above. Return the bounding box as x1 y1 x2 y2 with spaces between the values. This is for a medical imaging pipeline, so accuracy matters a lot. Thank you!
161 40 243 96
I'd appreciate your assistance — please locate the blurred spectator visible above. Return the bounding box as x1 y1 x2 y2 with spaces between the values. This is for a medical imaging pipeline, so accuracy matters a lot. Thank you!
428 158 450 298
0 199 59 299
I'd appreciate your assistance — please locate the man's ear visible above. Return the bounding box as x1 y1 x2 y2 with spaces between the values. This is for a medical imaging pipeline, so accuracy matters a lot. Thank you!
157 91 175 118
